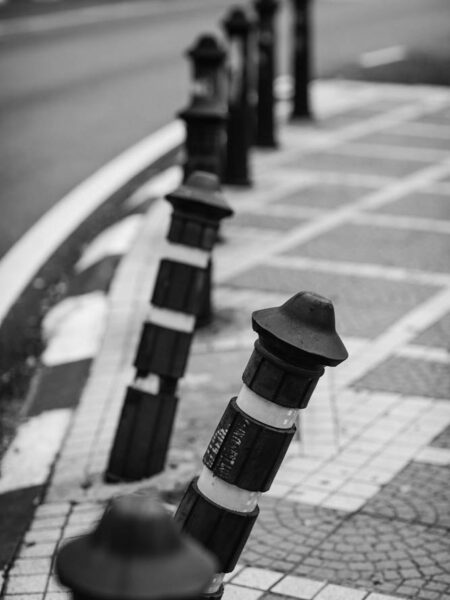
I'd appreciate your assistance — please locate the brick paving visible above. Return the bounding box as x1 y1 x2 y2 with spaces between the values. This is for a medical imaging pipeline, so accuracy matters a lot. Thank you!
353 356 450 399
2 80 450 600
363 462 450 529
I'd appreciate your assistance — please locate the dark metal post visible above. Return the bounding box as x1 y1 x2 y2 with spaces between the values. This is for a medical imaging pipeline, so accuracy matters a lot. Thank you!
175 291 348 599
291 0 312 119
222 8 253 186
56 494 217 600
254 0 279 148
105 172 233 483
179 35 228 181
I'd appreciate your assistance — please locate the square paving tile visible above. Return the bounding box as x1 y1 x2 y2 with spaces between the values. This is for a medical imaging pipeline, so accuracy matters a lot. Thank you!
272 575 326 599
413 313 450 349
356 131 450 153
352 356 450 400
431 425 450 449
278 183 376 210
283 152 426 178
373 192 450 221
229 212 308 231
284 223 450 274
226 266 438 338
232 567 283 590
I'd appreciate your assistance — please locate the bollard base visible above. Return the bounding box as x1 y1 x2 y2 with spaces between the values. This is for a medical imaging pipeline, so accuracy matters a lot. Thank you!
105 387 178 483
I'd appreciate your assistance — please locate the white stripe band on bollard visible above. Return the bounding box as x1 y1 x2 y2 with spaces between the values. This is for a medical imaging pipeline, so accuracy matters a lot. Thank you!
147 305 195 333
133 374 160 394
236 385 298 429
197 467 261 513
162 241 210 269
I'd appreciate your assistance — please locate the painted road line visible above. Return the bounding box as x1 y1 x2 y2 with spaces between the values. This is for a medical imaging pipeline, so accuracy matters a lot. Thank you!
0 119 184 330
265 255 450 287
126 165 183 209
360 46 407 69
395 344 450 364
0 410 72 494
218 158 450 283
75 215 144 273
41 292 108 366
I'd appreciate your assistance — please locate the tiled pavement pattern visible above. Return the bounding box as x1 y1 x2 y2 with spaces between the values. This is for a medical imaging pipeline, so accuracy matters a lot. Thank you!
2 81 450 600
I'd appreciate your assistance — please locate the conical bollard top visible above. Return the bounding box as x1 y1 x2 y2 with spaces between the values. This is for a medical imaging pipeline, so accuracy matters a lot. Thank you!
166 171 233 221
252 291 348 366
56 494 217 600
188 34 227 63
223 7 253 35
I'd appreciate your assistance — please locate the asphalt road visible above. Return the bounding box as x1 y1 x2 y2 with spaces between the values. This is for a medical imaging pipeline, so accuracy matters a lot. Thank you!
0 0 449 259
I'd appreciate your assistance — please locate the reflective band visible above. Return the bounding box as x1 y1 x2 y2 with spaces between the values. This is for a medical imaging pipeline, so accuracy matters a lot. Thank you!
133 374 159 395
197 466 260 513
236 384 298 429
163 240 210 269
147 305 195 333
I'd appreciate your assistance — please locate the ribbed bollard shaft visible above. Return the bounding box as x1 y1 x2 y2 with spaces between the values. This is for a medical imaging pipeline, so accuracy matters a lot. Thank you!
222 8 253 186
254 0 279 148
291 0 312 119
175 292 348 598
179 35 228 181
106 172 233 482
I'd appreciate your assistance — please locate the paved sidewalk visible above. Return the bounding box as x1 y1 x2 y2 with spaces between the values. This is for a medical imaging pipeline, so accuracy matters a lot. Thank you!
2 79 450 600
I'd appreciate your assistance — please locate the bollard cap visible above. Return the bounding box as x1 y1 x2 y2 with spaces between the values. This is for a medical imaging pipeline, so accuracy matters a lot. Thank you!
187 34 227 64
55 494 217 600
166 171 233 221
254 0 279 17
223 7 253 36
252 291 348 366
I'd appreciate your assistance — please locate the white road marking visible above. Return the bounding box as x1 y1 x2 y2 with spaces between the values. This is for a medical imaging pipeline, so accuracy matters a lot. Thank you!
396 345 450 364
218 158 450 283
360 46 407 68
147 304 195 333
0 120 184 330
42 292 107 366
415 446 450 465
75 214 143 272
126 165 183 209
337 287 450 390
0 409 72 494
265 255 450 287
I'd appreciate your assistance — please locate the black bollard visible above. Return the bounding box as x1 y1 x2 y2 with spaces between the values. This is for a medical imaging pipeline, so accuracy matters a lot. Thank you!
105 172 233 483
222 8 253 186
254 0 279 148
179 35 228 181
175 292 348 599
56 494 217 600
291 0 312 119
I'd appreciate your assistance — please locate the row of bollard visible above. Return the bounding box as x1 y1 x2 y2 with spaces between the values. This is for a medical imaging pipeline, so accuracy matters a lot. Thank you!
106 0 313 484
181 0 313 187
57 294 347 600
55 2 327 600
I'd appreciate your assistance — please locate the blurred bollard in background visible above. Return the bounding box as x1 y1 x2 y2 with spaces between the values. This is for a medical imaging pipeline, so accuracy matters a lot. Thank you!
222 7 254 187
175 292 348 599
105 172 232 483
291 0 312 119
254 0 279 148
178 35 228 181
56 493 217 600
